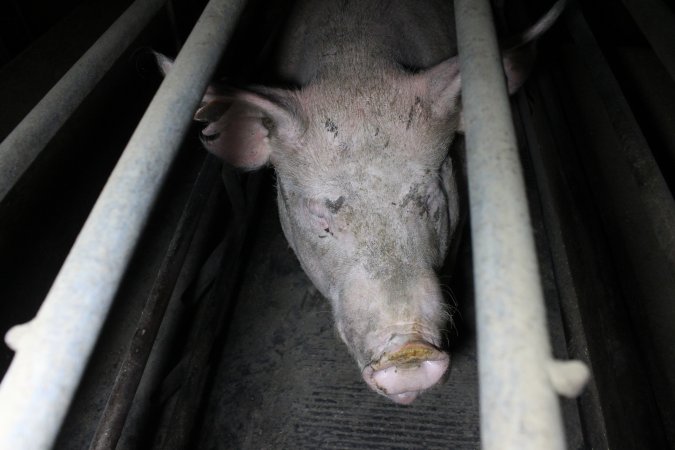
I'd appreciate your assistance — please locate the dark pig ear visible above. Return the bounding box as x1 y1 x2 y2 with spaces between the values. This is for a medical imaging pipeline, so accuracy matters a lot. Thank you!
501 43 537 94
414 0 567 124
196 89 303 169
413 48 538 133
415 49 535 112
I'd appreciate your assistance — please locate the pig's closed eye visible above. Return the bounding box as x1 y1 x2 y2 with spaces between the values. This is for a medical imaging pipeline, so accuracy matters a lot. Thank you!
306 197 341 238
319 226 333 238
315 218 333 239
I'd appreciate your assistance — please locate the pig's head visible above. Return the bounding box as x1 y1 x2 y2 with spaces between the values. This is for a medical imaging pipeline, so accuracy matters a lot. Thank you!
157 51 530 403
193 60 462 404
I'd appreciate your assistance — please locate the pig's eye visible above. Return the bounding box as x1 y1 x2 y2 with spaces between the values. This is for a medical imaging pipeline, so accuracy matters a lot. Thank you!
306 197 344 238
306 198 330 234
319 226 333 238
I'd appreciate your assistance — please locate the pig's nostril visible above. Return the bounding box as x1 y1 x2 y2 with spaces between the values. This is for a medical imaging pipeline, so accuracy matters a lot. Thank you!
362 340 450 404
371 358 448 396
391 391 419 405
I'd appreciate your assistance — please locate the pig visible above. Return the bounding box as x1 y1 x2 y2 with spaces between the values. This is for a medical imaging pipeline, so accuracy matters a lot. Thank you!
158 0 564 404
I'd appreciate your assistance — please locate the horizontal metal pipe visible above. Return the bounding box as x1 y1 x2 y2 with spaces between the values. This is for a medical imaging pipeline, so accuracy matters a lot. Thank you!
454 0 587 448
0 0 247 448
0 0 167 203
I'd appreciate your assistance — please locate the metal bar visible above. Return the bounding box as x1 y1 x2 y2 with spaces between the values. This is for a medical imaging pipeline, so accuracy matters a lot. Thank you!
0 1 247 449
117 215 227 448
515 70 615 448
0 0 167 203
88 154 220 450
453 0 587 448
621 0 675 83
154 169 262 449
522 48 671 448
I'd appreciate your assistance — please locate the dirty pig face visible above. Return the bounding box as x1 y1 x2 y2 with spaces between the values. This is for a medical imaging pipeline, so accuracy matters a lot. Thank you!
272 80 461 402
156 0 559 405
276 155 458 311
276 154 460 347
166 55 466 402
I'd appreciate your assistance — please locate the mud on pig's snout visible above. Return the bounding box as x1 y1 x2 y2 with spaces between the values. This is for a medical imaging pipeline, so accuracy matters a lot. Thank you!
362 333 450 404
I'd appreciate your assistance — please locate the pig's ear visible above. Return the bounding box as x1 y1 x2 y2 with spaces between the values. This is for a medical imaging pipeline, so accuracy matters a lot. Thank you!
417 50 536 132
418 52 535 104
420 0 565 116
195 89 304 169
501 44 537 94
152 52 302 169
414 57 463 119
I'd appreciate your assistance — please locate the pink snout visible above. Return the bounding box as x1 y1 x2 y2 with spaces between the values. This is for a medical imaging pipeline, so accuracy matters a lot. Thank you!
362 335 450 404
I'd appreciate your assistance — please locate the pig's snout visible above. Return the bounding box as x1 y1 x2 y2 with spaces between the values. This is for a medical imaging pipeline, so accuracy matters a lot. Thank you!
362 335 449 404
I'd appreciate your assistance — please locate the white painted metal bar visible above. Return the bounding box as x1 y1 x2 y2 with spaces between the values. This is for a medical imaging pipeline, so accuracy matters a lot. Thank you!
0 0 247 448
453 0 589 448
0 0 167 203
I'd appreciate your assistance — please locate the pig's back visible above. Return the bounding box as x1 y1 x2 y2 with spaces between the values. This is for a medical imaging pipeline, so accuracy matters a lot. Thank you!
274 0 456 85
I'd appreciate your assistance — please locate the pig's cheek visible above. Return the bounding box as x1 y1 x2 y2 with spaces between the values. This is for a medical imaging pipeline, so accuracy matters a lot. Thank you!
425 185 450 258
332 217 357 251
305 221 358 297
277 196 297 252
283 211 341 296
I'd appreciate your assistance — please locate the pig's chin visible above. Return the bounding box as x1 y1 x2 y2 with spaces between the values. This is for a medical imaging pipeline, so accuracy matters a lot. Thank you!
361 332 450 404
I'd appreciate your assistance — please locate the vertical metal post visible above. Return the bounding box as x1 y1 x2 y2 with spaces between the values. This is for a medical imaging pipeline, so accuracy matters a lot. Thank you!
0 0 247 449
454 0 588 448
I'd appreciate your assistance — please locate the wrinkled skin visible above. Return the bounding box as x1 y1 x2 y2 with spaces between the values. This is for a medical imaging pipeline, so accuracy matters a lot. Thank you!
158 0 546 403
